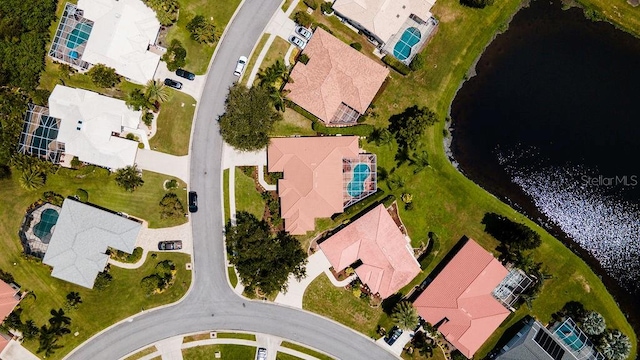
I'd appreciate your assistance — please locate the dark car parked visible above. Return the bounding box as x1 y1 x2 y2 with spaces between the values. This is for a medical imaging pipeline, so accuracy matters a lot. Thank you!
158 240 183 250
164 78 183 89
176 69 195 80
385 327 403 346
188 191 198 213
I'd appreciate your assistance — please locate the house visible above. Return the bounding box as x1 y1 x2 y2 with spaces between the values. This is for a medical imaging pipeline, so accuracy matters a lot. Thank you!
284 28 389 126
42 198 142 289
496 317 605 360
0 280 20 324
414 239 510 358
48 0 161 84
318 204 420 298
19 85 142 170
268 136 377 235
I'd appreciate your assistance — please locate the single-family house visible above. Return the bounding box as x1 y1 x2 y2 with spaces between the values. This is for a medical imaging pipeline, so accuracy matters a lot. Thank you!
0 281 20 324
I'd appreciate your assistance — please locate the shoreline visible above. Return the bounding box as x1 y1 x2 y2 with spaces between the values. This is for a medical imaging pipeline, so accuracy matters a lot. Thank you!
445 0 640 343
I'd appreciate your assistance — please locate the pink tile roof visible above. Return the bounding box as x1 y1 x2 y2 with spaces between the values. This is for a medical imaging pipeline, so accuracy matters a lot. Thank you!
0 335 9 354
284 28 389 124
414 239 509 358
0 280 19 324
318 204 421 298
268 136 360 235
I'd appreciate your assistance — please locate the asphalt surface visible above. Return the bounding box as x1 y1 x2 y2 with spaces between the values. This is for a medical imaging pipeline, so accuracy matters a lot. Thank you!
65 1 398 360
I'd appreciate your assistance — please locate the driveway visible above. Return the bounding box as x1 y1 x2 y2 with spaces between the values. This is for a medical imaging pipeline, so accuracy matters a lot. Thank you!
136 149 189 183
155 61 206 100
274 252 331 308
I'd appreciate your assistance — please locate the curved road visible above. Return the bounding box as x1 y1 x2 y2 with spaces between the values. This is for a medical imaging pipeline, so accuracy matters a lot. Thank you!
66 1 397 359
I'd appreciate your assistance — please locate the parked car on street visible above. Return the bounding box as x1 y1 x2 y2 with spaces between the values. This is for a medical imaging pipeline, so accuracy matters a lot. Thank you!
385 327 403 346
256 347 267 360
233 56 248 76
158 240 183 250
164 78 182 89
176 68 195 80
188 191 198 213
289 35 307 49
295 26 312 40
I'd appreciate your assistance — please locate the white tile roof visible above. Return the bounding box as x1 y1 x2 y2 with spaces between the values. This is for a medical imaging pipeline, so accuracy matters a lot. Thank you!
78 0 161 84
333 0 435 43
42 199 142 289
49 85 140 170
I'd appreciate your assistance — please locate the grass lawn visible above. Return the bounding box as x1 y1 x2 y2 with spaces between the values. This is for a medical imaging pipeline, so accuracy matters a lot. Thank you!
242 34 270 86
183 333 211 343
281 0 294 12
574 0 640 37
223 169 230 223
271 108 317 137
216 332 256 341
276 353 304 360
124 345 159 360
227 266 238 288
234 167 266 220
15 252 191 359
291 0 637 356
280 341 334 360
182 344 256 360
246 37 291 87
149 90 197 155
165 0 242 74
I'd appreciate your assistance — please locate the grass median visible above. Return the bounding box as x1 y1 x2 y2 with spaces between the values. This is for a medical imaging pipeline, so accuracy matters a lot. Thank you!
182 344 256 360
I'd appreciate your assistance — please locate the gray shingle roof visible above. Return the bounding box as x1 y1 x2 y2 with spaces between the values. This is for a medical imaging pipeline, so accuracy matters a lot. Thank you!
43 198 141 288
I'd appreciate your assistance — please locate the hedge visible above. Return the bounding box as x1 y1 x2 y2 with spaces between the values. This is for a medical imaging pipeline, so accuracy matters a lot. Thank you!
284 100 318 122
332 189 387 223
382 55 411 75
311 121 374 137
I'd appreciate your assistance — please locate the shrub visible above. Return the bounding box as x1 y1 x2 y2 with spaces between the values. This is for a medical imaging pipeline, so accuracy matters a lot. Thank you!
321 1 333 14
350 42 363 51
162 39 187 71
0 165 10 179
30 89 50 107
0 268 15 285
311 121 374 137
314 22 334 35
165 179 178 190
75 188 88 202
70 156 82 169
382 55 411 76
42 191 64 206
94 270 113 290
409 53 425 71
142 111 154 126
159 192 185 219
294 11 314 28
87 64 120 88
303 0 318 9
332 189 386 223
298 53 310 65
138 142 144 149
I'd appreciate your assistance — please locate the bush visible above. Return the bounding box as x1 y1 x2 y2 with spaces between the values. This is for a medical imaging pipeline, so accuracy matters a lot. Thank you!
87 64 120 88
75 188 88 202
70 156 82 169
303 0 318 9
159 192 185 219
0 165 10 179
94 270 113 290
332 189 386 223
165 179 178 190
311 121 374 137
409 53 425 71
0 268 15 285
298 53 310 65
142 111 154 127
42 191 64 206
350 42 363 51
110 247 143 263
314 22 334 35
321 1 333 14
382 55 411 76
294 11 314 28
30 89 50 107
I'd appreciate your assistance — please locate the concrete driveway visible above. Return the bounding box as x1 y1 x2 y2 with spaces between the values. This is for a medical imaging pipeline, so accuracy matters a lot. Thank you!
155 61 206 100
136 149 189 183
274 252 331 308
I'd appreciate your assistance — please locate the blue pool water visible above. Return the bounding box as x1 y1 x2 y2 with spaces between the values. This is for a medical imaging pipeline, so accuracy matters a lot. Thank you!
393 27 422 61
66 23 92 49
34 209 59 240
554 323 585 351
347 163 370 197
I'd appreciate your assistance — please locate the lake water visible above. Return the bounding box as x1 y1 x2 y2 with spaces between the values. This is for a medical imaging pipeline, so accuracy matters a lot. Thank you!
451 0 640 329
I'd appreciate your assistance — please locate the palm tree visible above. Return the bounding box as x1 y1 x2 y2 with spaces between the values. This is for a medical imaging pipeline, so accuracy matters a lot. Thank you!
387 173 406 191
115 165 144 192
22 319 40 341
19 166 45 190
599 330 631 360
391 301 419 331
258 60 288 87
410 150 430 174
48 308 71 329
65 291 83 309
37 327 63 357
145 79 170 105
581 311 606 336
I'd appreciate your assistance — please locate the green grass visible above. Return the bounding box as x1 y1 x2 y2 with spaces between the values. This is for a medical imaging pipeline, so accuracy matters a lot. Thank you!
302 275 386 339
124 345 158 360
182 344 256 360
401 345 447 360
149 90 197 155
281 0 294 12
216 332 256 341
574 0 640 37
271 108 317 137
16 252 191 359
223 169 230 223
276 352 304 360
280 341 334 360
234 167 266 220
227 266 238 288
242 34 270 86
246 36 291 87
290 0 637 356
165 0 242 74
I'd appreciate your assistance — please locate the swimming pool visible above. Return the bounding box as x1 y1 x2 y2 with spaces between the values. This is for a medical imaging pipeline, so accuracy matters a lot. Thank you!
66 23 92 49
554 322 585 351
347 163 370 197
34 208 59 240
393 27 421 61
31 115 59 158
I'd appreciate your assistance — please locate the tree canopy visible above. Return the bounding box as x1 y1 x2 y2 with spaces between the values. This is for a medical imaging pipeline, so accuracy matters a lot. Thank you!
391 301 419 330
87 64 121 88
388 105 438 150
162 39 187 71
481 212 542 251
115 165 144 192
187 15 218 44
218 84 282 151
225 212 307 295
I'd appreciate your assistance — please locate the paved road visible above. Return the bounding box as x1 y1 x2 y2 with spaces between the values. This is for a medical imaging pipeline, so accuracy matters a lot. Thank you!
66 1 397 359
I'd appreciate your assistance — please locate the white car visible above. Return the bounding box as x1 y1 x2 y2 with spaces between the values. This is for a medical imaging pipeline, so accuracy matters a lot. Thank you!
233 56 248 76
295 26 312 40
256 347 267 360
289 35 307 50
